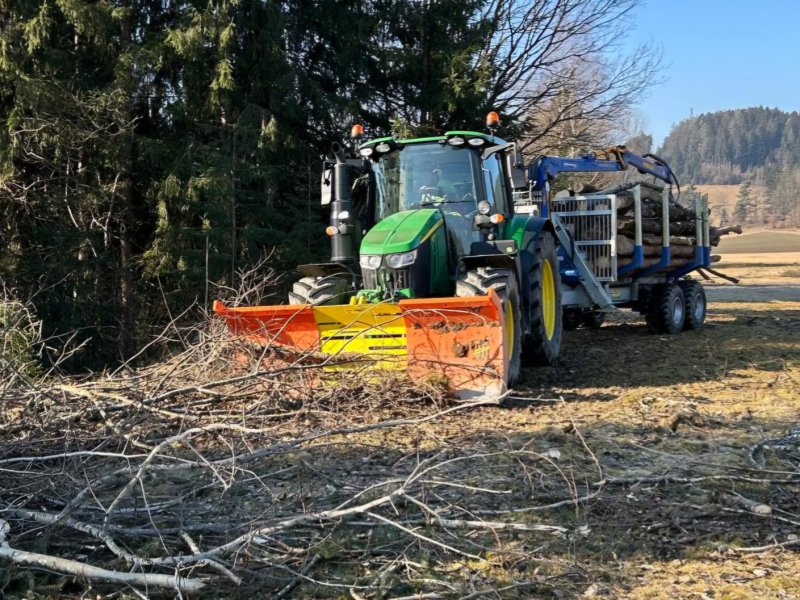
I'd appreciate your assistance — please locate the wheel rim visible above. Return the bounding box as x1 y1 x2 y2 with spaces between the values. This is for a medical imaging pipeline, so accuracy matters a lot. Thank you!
672 295 684 326
542 260 556 340
693 292 705 321
504 297 515 360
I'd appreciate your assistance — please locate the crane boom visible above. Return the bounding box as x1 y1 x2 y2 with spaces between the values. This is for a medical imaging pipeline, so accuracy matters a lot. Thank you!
529 145 678 193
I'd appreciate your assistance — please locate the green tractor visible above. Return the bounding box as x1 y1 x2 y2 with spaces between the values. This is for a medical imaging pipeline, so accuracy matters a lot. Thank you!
215 114 562 394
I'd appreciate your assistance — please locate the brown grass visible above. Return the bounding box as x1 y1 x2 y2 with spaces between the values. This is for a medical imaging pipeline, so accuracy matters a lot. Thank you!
718 231 800 254
2 255 799 598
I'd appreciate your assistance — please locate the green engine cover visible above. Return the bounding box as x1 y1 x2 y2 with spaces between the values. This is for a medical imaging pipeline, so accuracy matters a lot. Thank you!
361 209 443 254
359 209 450 298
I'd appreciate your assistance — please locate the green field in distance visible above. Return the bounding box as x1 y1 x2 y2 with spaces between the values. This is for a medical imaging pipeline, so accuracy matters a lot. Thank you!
717 231 800 254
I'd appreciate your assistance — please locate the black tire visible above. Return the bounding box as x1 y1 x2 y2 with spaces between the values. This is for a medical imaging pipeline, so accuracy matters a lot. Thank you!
456 267 522 387
679 280 706 330
645 283 686 334
288 275 352 305
563 308 581 331
522 232 562 366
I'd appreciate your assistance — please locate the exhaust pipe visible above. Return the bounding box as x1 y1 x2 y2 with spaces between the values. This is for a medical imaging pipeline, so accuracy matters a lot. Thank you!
330 142 356 264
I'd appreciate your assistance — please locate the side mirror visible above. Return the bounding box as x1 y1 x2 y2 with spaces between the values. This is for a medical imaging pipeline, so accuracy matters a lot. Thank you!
506 150 527 190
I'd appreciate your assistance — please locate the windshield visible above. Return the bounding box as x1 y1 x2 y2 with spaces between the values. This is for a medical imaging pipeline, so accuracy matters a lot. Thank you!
372 143 481 221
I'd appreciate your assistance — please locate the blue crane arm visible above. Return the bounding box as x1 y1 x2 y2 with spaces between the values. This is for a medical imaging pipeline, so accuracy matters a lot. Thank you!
529 146 678 192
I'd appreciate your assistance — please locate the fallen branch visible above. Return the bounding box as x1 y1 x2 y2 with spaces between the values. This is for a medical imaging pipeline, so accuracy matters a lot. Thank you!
0 519 204 592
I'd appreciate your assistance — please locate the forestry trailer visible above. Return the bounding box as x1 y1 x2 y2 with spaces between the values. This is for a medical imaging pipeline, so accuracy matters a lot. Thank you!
214 113 714 397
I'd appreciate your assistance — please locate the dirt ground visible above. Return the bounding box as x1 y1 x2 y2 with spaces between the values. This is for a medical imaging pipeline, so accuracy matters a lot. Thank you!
419 251 800 599
2 252 799 599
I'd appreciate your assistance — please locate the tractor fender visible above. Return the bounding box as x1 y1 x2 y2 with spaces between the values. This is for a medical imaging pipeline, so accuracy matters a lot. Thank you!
463 239 518 268
462 240 522 283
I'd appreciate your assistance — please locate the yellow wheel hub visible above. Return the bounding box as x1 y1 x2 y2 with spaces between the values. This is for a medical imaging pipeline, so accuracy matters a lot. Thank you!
542 260 556 340
504 295 515 357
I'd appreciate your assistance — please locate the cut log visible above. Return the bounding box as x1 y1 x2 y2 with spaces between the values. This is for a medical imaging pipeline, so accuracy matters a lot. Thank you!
712 225 743 237
710 224 744 246
643 234 695 246
618 218 699 236
617 236 695 258
616 235 698 255
616 197 695 220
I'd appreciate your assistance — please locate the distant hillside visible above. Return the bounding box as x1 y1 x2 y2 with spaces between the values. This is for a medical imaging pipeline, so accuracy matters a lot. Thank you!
659 107 800 185
694 184 765 225
658 108 800 228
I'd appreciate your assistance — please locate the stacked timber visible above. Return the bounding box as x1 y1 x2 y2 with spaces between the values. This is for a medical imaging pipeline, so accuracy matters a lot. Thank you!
591 181 742 270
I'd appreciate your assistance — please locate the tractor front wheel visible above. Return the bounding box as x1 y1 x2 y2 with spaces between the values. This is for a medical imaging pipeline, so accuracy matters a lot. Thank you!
456 267 522 388
288 275 352 305
522 232 562 365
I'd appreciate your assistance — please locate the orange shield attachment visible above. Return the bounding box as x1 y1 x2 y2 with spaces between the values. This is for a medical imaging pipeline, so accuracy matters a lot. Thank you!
213 291 508 398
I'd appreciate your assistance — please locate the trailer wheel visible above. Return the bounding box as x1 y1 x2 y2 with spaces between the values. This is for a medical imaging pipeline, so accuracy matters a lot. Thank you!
679 280 706 330
456 267 522 387
645 283 686 334
289 275 352 305
522 232 562 365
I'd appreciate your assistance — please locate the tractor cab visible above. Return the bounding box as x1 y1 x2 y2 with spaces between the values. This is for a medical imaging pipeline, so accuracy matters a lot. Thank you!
215 115 563 396
355 133 516 299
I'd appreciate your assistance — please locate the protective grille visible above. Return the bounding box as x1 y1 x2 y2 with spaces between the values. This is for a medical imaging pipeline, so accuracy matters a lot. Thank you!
551 194 617 281
362 267 412 291
513 190 544 215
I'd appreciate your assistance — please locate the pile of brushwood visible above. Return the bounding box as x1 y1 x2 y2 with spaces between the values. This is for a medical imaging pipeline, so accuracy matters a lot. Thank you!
0 308 593 598
2 283 798 598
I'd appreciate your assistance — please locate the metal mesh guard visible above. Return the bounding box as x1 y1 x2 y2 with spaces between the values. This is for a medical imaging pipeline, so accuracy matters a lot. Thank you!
552 194 617 281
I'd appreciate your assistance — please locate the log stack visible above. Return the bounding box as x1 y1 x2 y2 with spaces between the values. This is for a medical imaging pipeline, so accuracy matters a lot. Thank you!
592 181 742 270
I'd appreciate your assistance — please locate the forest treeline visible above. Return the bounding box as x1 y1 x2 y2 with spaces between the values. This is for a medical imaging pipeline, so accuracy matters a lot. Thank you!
0 0 659 369
659 107 800 227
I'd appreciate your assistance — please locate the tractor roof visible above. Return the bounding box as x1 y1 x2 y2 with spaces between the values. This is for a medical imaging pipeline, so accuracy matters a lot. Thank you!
360 131 506 147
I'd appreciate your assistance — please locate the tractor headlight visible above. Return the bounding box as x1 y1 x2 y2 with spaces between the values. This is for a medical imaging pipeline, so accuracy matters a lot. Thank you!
478 200 491 215
360 255 382 269
467 137 486 147
448 136 466 146
385 250 417 269
359 146 374 158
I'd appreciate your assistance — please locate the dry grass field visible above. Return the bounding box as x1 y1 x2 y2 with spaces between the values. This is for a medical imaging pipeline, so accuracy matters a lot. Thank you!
717 231 800 255
696 184 767 221
2 250 799 599
695 184 752 215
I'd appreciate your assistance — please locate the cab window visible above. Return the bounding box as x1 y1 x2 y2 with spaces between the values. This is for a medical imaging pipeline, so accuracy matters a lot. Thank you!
481 154 509 213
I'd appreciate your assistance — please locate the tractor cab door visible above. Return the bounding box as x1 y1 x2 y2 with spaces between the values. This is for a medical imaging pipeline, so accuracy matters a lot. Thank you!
480 152 511 215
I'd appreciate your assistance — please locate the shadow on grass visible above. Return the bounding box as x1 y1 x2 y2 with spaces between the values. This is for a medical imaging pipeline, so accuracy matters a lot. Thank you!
514 301 800 393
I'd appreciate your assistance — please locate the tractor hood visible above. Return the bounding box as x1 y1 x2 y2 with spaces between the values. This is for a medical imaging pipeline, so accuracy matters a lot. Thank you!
360 209 443 255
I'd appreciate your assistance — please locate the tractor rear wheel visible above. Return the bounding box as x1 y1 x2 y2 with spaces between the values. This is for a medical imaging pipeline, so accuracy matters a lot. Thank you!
679 280 706 330
288 275 352 305
522 232 562 365
645 283 686 334
456 267 522 387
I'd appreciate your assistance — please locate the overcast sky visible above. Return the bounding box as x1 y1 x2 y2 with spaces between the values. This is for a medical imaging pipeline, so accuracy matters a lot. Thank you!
624 0 800 148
